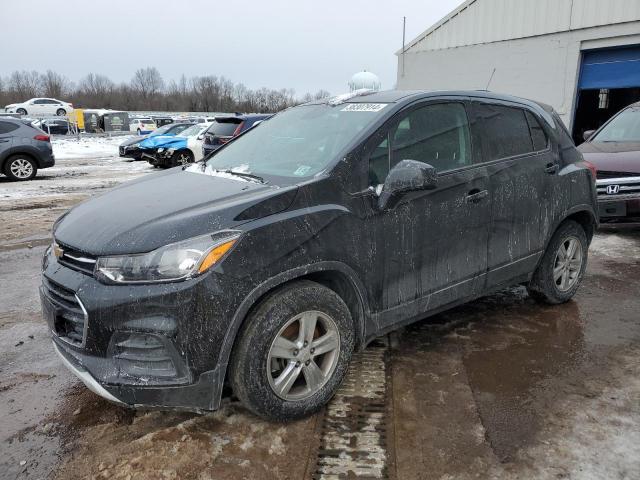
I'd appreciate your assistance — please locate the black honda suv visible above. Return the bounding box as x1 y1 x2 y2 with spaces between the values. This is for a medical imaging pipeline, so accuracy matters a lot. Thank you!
41 90 597 420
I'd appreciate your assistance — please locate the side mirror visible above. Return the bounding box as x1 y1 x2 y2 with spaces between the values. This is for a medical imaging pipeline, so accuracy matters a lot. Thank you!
378 159 437 210
583 130 596 142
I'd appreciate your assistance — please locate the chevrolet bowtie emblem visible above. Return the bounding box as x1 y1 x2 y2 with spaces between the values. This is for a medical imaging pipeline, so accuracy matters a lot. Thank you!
53 243 64 259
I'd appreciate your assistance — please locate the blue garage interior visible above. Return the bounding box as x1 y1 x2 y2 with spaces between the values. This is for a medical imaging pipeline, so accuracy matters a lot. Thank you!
573 45 640 143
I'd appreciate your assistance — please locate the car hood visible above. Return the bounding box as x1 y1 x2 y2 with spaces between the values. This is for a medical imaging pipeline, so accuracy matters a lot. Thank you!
120 136 145 147
138 135 187 150
578 141 640 174
54 168 298 256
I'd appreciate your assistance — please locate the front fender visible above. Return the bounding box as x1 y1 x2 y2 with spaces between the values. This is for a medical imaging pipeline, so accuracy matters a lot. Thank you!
215 260 371 395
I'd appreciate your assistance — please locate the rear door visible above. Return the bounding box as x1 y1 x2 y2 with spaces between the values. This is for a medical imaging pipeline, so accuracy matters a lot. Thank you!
362 100 491 326
471 101 555 286
0 121 17 154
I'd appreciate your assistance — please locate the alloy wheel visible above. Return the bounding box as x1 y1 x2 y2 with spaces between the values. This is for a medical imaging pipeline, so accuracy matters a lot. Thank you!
9 158 34 179
553 236 583 292
267 310 341 401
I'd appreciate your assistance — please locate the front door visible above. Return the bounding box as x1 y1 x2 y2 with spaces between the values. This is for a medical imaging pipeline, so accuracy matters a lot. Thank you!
362 100 491 327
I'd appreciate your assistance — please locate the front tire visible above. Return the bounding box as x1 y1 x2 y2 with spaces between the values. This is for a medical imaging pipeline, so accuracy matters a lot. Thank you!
56 108 66 116
527 220 588 304
16 108 27 115
4 155 37 181
171 150 194 167
137 128 142 135
230 281 354 421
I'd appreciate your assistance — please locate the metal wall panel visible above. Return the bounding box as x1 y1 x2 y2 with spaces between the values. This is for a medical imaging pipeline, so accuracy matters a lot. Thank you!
406 0 640 53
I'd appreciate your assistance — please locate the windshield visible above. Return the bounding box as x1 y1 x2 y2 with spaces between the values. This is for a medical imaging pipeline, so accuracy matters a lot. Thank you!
151 124 174 135
593 106 640 142
205 103 389 178
178 125 205 137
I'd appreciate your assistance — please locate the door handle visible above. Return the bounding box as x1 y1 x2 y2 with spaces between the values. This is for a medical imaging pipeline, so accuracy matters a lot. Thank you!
465 189 488 204
545 163 559 174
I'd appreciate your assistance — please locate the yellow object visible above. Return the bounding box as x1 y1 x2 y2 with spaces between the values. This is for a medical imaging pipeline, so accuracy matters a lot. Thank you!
198 239 237 273
73 109 84 130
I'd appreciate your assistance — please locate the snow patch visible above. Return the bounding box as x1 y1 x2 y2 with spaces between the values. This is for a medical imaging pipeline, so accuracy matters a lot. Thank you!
590 233 640 260
52 135 133 159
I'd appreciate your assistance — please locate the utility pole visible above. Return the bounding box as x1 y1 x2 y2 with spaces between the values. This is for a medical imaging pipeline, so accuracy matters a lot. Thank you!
402 16 406 77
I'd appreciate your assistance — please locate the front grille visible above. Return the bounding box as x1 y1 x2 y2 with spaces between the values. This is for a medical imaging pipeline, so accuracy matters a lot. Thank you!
597 170 639 180
42 277 87 347
596 176 640 200
119 146 125 155
56 242 97 275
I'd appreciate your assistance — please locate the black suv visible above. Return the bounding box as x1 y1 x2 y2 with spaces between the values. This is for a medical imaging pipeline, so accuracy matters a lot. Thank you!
1 118 55 181
41 90 597 420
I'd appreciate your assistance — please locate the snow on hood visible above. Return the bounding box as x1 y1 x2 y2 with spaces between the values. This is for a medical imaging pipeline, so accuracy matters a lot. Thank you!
184 163 255 183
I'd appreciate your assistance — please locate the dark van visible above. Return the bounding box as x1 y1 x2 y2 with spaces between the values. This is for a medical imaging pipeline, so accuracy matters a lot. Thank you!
41 90 598 420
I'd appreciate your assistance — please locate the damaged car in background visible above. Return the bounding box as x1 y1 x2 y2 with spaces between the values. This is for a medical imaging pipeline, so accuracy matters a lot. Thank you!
119 122 196 161
579 101 640 223
41 89 597 420
140 122 211 167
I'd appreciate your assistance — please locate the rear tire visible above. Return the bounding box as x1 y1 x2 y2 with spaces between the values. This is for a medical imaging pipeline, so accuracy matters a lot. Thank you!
3 155 37 181
230 280 354 421
527 220 588 304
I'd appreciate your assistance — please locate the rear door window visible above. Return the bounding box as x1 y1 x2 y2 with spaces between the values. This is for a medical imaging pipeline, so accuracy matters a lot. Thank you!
475 103 534 161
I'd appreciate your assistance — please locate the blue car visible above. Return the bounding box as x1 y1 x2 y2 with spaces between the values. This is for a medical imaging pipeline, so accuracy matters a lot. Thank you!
141 123 212 168
119 123 195 160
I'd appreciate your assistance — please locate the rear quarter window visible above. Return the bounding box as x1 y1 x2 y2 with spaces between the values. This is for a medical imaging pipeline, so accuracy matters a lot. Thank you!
0 121 20 134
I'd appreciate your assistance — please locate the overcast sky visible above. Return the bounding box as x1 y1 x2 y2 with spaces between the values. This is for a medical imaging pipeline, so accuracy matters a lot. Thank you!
0 0 462 96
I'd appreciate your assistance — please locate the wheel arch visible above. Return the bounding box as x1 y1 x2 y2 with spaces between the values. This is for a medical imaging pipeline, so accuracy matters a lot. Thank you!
1 151 38 172
217 262 370 396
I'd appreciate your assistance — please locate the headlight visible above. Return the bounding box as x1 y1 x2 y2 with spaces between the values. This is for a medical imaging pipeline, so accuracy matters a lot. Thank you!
95 231 240 284
158 148 165 153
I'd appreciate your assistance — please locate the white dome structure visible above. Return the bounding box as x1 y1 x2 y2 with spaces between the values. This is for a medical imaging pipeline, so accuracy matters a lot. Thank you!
349 71 381 92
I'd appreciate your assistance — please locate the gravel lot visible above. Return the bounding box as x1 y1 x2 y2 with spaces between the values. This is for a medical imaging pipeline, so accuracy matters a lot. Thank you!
1 136 639 480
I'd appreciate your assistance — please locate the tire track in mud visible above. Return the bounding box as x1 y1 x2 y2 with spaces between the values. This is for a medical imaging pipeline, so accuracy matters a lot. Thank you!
308 339 390 479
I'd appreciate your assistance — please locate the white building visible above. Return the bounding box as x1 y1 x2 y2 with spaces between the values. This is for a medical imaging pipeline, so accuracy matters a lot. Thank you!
396 0 640 141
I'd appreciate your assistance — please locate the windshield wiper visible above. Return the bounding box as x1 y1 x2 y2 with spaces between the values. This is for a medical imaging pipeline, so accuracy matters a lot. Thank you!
219 169 267 184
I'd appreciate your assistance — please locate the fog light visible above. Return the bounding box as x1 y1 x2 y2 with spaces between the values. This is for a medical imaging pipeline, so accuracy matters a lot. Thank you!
110 332 189 383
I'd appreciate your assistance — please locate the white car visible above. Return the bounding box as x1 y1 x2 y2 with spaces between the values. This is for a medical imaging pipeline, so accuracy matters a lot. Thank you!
130 118 157 135
5 98 74 116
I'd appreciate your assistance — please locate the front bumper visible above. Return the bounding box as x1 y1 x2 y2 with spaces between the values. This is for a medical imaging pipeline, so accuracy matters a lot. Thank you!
119 145 142 159
41 248 249 411
596 177 640 222
143 149 173 167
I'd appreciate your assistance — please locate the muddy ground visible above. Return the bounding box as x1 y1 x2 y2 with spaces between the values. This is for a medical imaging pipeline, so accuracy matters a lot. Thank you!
1 138 639 480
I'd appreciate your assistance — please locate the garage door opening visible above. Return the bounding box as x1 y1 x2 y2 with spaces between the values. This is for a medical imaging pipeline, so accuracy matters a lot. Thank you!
573 45 640 144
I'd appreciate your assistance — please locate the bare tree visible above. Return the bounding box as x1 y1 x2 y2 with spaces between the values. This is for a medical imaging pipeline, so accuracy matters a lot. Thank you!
40 70 71 98
8 70 41 99
131 67 164 108
1 68 318 113
78 73 115 107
